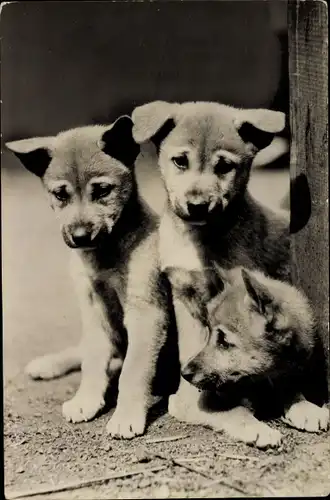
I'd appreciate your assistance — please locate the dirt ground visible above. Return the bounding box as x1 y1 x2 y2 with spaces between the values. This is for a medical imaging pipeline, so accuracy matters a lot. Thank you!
2 154 330 499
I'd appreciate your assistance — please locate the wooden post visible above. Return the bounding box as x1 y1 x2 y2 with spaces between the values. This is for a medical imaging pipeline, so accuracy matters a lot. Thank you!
288 1 328 360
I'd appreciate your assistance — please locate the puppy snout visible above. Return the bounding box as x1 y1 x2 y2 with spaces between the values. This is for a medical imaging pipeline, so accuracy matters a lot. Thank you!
187 201 210 221
70 226 96 248
181 361 202 384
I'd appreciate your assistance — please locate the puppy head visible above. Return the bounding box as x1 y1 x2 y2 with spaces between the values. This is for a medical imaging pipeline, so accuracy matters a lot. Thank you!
181 267 315 393
6 116 140 249
132 101 285 225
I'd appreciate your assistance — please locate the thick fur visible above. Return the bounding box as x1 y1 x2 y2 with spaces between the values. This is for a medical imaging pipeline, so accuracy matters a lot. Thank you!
170 267 329 447
131 102 290 334
131 100 290 363
6 117 179 439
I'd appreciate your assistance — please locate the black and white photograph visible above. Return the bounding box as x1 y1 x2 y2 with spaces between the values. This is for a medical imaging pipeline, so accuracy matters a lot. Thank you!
1 1 329 498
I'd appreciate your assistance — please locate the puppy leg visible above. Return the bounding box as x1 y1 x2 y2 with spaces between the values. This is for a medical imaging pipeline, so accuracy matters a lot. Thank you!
173 297 209 366
106 302 166 439
169 378 282 449
62 288 120 423
282 393 329 432
25 346 81 380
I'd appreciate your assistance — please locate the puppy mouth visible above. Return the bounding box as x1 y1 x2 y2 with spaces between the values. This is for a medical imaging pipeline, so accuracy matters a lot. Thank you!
191 375 245 396
184 372 220 391
63 236 98 250
175 200 222 225
62 227 108 250
184 218 208 226
176 211 210 226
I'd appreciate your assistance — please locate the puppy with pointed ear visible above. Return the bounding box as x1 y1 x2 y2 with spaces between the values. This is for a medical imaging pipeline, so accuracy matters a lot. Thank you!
180 266 329 437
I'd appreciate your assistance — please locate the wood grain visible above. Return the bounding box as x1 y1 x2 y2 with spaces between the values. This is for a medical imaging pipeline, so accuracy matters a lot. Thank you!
288 1 328 357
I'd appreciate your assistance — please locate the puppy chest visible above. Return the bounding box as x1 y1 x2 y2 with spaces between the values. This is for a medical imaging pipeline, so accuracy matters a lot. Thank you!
92 269 127 306
158 215 204 272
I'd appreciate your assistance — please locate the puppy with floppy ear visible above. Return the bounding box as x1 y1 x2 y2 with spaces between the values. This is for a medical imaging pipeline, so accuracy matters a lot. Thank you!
132 100 290 374
6 116 180 439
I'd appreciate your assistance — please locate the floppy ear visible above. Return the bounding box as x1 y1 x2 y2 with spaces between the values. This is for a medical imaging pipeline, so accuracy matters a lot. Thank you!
131 101 177 145
235 108 286 151
5 136 54 177
241 268 273 314
99 115 140 168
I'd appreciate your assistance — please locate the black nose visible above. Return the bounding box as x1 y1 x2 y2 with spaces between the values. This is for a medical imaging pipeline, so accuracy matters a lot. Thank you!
71 227 93 248
181 362 199 383
187 202 210 221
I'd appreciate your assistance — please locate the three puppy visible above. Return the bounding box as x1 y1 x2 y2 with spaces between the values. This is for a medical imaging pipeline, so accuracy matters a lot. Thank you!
6 100 328 446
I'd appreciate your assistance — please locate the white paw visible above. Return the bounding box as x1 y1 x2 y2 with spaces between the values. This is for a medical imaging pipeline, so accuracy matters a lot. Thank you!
282 401 329 432
168 394 182 418
25 355 64 380
106 405 146 439
62 391 105 423
225 421 282 449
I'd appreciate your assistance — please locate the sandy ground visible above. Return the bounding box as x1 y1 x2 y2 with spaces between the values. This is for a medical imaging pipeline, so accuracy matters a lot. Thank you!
2 154 330 499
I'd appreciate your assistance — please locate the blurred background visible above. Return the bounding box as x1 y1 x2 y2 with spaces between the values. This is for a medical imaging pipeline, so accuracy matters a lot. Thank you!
1 1 289 379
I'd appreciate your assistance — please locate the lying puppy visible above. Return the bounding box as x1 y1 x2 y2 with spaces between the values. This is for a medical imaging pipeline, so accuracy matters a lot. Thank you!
6 116 179 439
169 267 329 448
131 101 290 358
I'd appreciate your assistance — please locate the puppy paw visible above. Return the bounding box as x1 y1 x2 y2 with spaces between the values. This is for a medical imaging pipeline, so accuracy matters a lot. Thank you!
282 401 329 432
62 391 105 423
168 393 186 420
106 406 146 439
26 355 66 380
225 421 282 449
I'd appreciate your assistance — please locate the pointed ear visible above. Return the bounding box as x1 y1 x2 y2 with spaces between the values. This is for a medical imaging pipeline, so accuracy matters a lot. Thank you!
99 115 140 168
5 137 54 177
241 268 273 314
132 101 177 145
235 109 286 151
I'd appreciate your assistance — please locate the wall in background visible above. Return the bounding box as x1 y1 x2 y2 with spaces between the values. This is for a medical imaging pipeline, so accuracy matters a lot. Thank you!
2 1 287 152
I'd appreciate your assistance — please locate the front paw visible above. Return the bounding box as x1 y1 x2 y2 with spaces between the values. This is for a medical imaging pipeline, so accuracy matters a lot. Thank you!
282 401 329 432
106 405 147 439
168 393 182 418
224 421 282 449
62 391 105 423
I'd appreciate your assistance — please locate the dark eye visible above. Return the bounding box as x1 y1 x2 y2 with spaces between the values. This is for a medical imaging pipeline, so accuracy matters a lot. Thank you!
92 183 114 200
52 187 70 202
172 154 189 170
216 328 231 349
214 158 235 175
